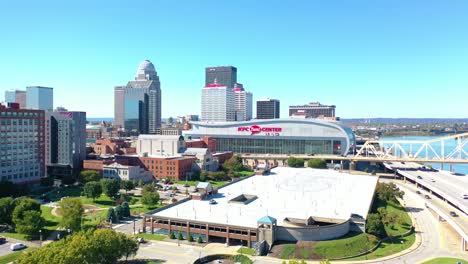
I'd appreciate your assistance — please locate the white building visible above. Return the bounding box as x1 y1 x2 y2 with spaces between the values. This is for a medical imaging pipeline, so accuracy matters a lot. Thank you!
26 86 53 111
234 84 253 121
137 135 186 156
201 79 235 122
103 162 152 182
183 147 218 171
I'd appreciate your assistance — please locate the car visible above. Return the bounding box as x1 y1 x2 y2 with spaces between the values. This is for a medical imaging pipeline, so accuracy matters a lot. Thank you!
424 194 431 199
416 191 421 195
430 179 436 182
10 243 26 251
169 193 175 197
209 199 217 205
183 183 190 188
417 176 423 179
0 236 6 244
462 194 468 200
166 181 173 185
137 237 146 244
450 211 458 217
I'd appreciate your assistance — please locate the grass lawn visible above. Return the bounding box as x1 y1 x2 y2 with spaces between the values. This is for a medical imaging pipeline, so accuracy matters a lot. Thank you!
237 247 256 256
379 200 413 236
80 194 115 208
136 233 166 241
236 170 254 177
0 231 29 241
280 244 296 259
46 186 82 201
0 248 35 264
314 232 378 259
83 208 108 229
421 257 468 264
41 206 62 238
348 233 415 261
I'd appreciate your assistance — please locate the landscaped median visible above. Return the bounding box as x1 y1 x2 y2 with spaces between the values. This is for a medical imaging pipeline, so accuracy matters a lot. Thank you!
0 248 35 264
421 257 468 264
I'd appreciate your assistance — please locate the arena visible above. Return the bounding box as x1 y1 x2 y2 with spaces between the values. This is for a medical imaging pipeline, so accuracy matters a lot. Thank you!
143 167 378 249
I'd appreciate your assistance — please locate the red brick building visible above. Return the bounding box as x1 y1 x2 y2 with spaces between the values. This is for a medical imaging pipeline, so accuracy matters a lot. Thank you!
139 156 196 181
83 160 114 173
186 137 217 152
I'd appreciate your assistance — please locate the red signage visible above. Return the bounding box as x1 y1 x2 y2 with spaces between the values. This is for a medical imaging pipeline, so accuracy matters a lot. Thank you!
237 125 282 135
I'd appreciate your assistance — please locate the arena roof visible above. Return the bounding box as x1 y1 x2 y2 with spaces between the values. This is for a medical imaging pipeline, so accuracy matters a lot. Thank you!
153 167 378 228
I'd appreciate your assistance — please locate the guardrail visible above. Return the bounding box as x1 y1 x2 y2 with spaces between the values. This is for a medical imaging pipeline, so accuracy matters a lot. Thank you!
424 201 468 243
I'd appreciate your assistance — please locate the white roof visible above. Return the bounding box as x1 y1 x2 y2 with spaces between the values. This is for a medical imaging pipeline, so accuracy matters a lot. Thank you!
138 135 182 140
184 148 209 155
154 167 378 228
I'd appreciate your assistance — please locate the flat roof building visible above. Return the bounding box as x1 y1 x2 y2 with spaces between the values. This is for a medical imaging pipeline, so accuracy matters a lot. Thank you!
26 86 53 111
257 98 280 119
289 102 336 118
205 66 237 88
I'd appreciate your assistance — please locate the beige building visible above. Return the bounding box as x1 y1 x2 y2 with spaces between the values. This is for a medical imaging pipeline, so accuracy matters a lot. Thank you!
103 162 152 182
136 135 185 156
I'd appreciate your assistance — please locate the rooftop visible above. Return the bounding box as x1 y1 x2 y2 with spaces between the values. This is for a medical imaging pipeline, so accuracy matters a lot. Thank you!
153 167 378 228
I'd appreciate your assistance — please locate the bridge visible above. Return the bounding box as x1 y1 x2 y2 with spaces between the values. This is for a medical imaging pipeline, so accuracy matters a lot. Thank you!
240 133 468 167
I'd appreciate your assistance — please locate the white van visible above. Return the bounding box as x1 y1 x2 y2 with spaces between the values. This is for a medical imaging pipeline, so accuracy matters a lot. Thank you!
10 243 26 251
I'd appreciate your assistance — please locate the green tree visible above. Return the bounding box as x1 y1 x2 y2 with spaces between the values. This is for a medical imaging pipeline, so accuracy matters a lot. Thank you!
142 191 160 207
169 231 175 239
120 180 135 194
83 181 102 201
375 182 404 203
121 201 131 217
60 197 84 231
199 170 208 181
0 197 15 225
197 235 203 243
366 213 385 237
138 180 143 188
15 210 44 239
177 232 183 240
188 232 194 242
12 197 41 230
287 157 304 168
100 178 120 199
106 208 117 223
114 205 123 221
223 155 244 172
119 232 139 262
307 159 327 169
80 170 101 183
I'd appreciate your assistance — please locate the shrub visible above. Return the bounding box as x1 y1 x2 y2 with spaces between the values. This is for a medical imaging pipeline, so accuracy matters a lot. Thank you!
287 157 304 168
307 159 327 169
169 231 175 239
188 233 194 242
177 232 183 240
197 235 203 243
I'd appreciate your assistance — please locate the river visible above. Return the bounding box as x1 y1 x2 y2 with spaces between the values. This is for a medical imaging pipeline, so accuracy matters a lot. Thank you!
380 135 468 174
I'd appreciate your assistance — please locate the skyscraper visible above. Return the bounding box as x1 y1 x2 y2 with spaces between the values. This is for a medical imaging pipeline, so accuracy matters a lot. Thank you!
289 102 336 118
234 84 253 121
205 66 237 88
201 79 235 122
114 60 162 134
26 86 53 111
46 111 86 177
0 103 45 183
257 98 280 119
4 90 27 109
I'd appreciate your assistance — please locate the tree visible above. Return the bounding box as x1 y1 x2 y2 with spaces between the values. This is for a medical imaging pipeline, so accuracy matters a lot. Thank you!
80 170 101 183
307 159 327 169
12 197 41 229
169 231 175 239
60 198 84 231
138 180 143 188
223 155 244 172
83 181 102 201
142 184 155 194
100 178 120 199
120 180 135 194
199 170 208 181
177 232 183 240
121 202 131 217
0 197 15 225
15 210 44 239
106 208 117 223
119 232 139 262
287 157 304 168
375 182 404 203
197 235 203 243
188 233 194 242
142 191 160 207
366 213 385 237
114 205 123 221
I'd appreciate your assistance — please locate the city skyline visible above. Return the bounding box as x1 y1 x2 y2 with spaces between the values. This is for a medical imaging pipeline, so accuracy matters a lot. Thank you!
0 1 468 118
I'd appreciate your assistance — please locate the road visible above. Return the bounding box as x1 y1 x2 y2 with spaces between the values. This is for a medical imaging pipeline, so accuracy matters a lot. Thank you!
0 242 12 258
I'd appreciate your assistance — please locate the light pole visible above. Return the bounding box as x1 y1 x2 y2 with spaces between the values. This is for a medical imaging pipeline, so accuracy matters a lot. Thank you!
39 229 42 247
133 219 136 235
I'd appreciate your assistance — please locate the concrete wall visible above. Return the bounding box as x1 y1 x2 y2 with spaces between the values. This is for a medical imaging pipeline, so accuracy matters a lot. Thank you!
276 220 350 241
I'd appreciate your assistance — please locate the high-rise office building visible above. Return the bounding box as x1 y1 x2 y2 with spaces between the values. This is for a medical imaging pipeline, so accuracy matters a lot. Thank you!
0 103 45 184
46 111 86 177
201 79 235 122
234 84 253 121
256 98 280 119
4 90 27 109
205 66 237 88
289 102 336 118
114 60 162 134
26 86 53 111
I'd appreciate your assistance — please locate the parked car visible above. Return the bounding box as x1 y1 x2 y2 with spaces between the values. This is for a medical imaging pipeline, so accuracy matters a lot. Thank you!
430 179 436 182
417 176 423 179
183 183 190 188
450 211 458 217
137 237 146 244
10 243 26 251
424 194 431 199
0 236 6 244
462 194 468 199
416 191 421 195
209 199 217 205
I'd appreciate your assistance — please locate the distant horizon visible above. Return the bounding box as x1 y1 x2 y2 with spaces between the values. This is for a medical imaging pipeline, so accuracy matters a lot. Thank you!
86 117 468 121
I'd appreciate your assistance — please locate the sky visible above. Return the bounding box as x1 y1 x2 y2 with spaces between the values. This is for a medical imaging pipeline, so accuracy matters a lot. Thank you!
0 0 467 118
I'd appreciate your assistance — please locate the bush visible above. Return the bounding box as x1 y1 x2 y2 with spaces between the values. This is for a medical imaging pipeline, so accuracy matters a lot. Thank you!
197 236 203 243
121 202 131 217
177 232 183 240
371 170 376 175
188 233 194 242
287 157 304 168
169 231 175 239
366 213 385 237
307 159 327 169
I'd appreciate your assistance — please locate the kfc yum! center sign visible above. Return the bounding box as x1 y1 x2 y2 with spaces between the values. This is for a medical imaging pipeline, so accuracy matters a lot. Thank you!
237 125 282 136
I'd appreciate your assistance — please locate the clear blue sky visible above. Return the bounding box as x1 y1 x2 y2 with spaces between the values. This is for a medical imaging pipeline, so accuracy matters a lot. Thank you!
0 0 467 118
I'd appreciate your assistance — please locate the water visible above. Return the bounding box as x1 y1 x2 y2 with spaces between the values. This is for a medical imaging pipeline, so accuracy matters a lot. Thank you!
380 135 468 174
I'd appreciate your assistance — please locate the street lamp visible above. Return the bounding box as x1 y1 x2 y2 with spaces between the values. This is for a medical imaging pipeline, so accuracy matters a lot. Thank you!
133 219 136 235
39 229 42 246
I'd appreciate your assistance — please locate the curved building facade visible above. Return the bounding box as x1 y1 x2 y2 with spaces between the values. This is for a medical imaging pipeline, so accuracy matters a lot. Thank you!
184 119 355 155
